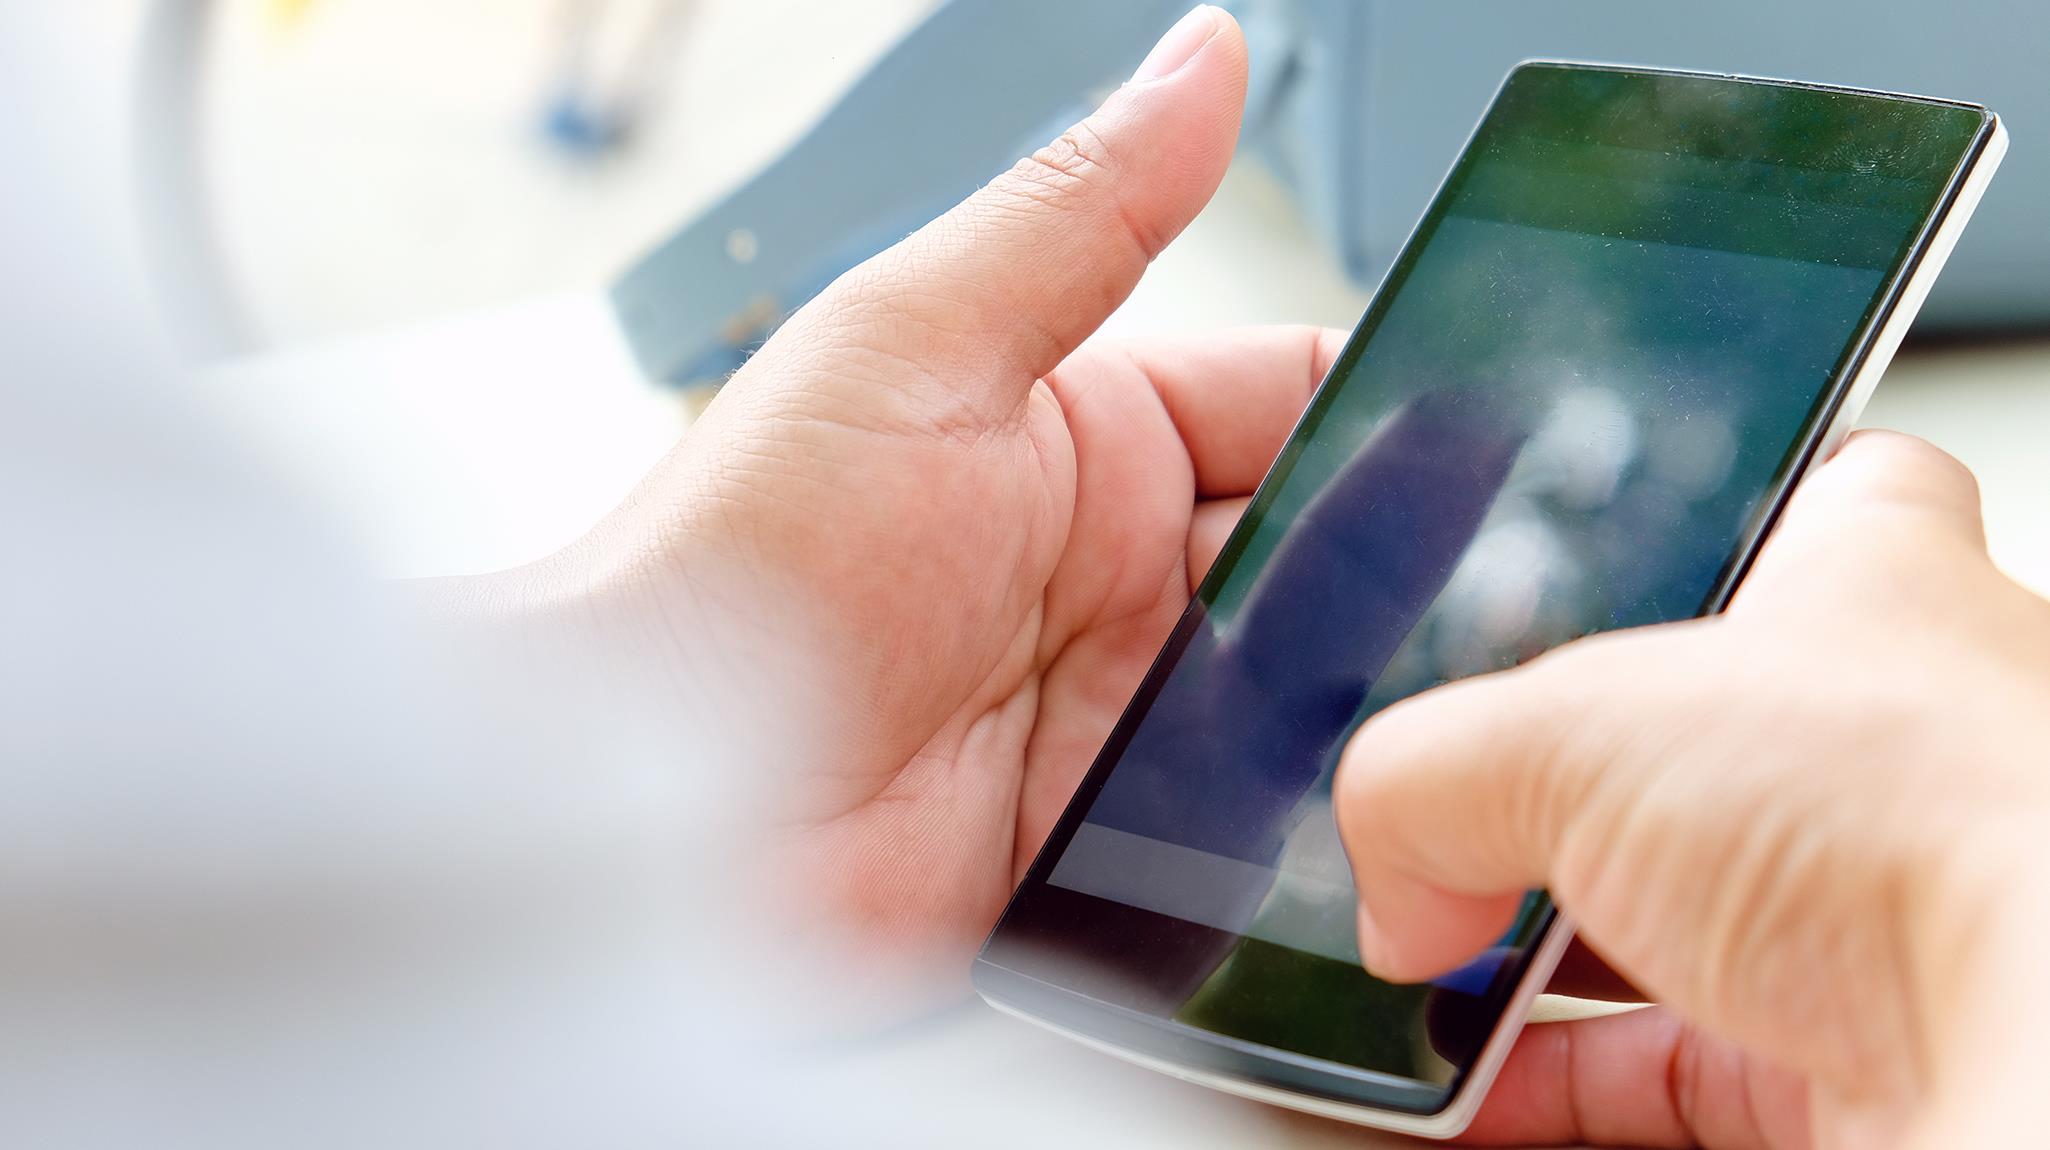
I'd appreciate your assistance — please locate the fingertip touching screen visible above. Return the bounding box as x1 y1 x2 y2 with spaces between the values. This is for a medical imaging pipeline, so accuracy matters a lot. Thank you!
980 64 1989 1115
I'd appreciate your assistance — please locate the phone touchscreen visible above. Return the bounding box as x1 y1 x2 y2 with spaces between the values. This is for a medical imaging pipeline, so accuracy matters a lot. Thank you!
980 65 1991 1114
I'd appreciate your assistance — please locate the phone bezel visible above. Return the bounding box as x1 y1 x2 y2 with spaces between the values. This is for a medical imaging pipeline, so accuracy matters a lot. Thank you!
974 60 2003 1138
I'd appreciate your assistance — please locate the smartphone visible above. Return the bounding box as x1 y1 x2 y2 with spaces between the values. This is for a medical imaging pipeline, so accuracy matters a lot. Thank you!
974 62 2005 1137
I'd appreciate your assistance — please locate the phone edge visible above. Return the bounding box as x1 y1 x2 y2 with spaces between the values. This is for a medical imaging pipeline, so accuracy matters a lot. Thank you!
1428 105 2008 1142
972 83 2008 1141
970 57 1532 1134
1814 116 2008 462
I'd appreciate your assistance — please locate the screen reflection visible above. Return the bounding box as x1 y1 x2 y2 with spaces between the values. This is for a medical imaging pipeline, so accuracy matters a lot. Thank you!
1000 65 1985 1092
1051 214 1886 1078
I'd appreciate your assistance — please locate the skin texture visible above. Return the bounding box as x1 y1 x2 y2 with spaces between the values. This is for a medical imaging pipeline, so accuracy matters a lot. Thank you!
499 6 1284 964
448 7 2050 1145
1336 430 2050 1148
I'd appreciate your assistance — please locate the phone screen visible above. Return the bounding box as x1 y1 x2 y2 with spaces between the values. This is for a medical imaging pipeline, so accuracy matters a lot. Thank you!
980 65 1990 1113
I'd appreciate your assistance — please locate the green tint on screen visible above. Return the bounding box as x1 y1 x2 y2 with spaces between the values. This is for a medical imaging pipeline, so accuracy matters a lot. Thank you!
983 65 1991 1116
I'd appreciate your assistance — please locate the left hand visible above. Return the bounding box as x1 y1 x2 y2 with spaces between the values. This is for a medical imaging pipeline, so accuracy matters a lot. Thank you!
514 7 1311 963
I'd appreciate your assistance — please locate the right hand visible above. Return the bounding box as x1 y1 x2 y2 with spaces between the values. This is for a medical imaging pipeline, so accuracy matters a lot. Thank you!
1333 430 2050 1148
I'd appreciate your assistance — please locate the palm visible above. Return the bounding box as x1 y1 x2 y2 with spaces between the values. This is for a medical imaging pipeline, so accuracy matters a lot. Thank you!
957 329 1343 946
697 327 1341 957
607 12 1260 959
1015 333 1346 876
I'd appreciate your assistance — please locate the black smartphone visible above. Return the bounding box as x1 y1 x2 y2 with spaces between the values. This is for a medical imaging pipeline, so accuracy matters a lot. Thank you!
974 62 2004 1136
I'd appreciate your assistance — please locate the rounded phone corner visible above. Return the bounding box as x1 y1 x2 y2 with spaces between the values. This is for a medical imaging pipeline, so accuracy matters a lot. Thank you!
967 954 1001 1000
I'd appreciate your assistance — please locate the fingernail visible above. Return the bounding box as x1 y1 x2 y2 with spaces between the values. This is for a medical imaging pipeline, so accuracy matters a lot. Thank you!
1131 5 1222 84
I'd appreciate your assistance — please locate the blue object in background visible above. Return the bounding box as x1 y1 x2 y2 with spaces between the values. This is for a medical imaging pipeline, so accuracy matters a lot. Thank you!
543 84 631 157
1285 0 2045 331
612 0 2050 389
610 0 1191 387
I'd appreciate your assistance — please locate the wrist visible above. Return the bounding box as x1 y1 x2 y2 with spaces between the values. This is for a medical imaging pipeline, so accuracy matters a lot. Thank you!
404 496 723 715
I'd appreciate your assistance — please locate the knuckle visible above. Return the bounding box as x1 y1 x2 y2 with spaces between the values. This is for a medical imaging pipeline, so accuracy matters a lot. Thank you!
1016 121 1118 199
1666 1024 1712 1140
995 120 1165 261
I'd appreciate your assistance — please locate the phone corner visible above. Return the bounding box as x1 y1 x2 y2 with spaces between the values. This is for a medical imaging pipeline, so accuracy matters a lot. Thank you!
966 952 1017 1009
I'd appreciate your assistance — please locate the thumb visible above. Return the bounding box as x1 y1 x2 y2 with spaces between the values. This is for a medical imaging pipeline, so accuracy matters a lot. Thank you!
768 5 1247 423
1331 632 1660 983
1776 429 1985 551
1332 429 1994 987
1737 429 1988 612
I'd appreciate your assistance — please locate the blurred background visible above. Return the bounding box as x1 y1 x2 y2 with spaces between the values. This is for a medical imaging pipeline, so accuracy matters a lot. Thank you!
161 0 940 346
95 0 2043 593
16 6 2043 1147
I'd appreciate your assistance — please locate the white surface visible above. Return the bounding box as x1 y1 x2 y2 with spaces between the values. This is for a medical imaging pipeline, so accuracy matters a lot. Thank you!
193 153 1385 578
187 6 2050 1141
202 293 686 576
202 0 939 348
199 153 2050 594
179 0 2050 591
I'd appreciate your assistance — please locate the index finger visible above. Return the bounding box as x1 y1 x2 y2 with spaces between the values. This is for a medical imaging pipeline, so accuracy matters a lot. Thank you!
1117 324 1349 497
1460 1007 1809 1148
